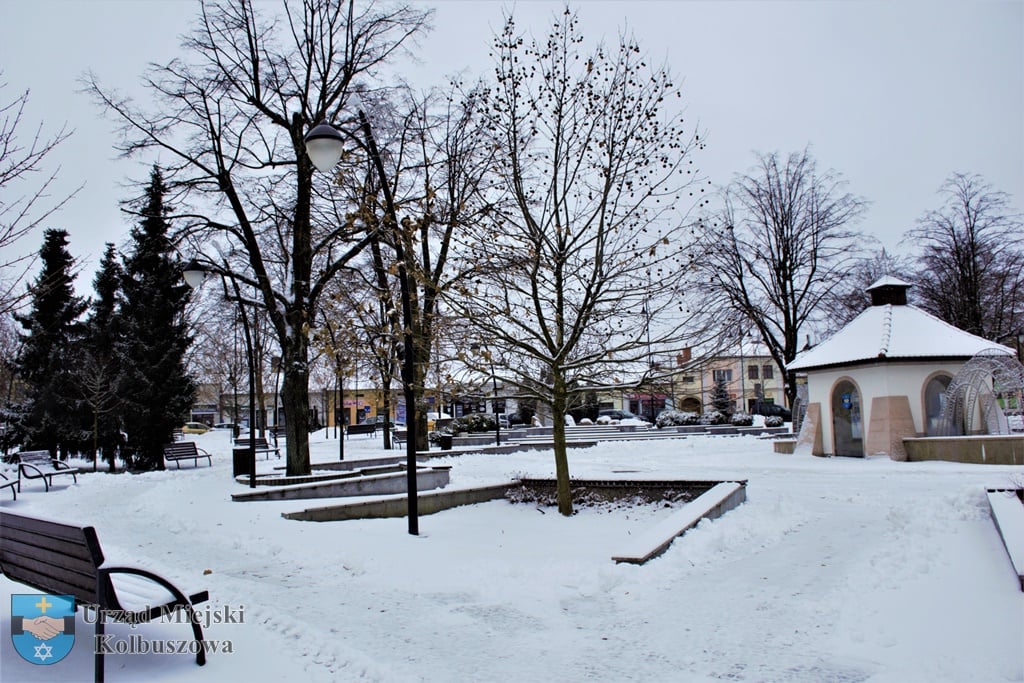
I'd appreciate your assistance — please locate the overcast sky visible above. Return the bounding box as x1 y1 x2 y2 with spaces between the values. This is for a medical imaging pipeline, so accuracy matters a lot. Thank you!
1 0 1021 296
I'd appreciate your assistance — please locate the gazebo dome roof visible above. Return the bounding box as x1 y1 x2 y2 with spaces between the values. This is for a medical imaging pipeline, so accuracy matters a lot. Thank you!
788 303 1013 371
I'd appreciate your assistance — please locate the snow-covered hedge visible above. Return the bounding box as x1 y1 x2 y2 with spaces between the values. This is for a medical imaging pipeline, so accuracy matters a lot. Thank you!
730 412 753 427
450 413 497 433
700 411 727 426
655 410 701 428
764 415 785 428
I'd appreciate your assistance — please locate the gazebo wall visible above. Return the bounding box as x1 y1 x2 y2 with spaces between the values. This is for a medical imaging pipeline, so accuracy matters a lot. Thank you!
804 361 964 457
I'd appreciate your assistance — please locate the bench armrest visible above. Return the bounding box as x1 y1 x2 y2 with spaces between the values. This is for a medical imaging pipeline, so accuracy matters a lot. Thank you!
50 460 77 471
98 566 208 616
19 462 47 477
98 565 210 667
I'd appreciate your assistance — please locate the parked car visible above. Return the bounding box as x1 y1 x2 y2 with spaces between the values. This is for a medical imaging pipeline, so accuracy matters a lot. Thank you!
497 414 510 429
426 411 452 431
596 409 649 425
213 422 236 430
362 416 392 428
752 402 792 421
181 422 211 434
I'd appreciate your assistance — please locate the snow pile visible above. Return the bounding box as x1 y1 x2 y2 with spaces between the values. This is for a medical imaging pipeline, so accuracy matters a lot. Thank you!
2 429 1022 682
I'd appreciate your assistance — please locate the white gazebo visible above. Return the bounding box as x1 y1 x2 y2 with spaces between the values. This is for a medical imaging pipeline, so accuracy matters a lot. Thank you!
787 276 1014 459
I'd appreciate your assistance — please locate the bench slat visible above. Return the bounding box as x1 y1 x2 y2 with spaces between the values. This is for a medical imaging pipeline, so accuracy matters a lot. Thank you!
0 512 104 552
2 526 99 566
1 516 102 602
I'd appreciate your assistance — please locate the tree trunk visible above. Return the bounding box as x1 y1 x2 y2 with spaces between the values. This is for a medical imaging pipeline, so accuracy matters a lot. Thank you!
552 373 573 516
281 342 311 476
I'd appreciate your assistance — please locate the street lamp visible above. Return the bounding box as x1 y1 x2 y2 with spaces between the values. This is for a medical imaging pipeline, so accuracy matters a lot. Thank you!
183 259 258 489
471 344 501 446
303 115 421 535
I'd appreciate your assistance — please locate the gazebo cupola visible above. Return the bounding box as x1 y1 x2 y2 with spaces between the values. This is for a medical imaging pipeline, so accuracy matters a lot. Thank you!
866 275 911 307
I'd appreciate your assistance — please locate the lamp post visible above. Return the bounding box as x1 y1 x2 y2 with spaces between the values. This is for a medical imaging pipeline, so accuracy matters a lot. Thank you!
271 355 282 448
471 344 501 446
183 259 258 489
738 327 746 414
304 116 420 535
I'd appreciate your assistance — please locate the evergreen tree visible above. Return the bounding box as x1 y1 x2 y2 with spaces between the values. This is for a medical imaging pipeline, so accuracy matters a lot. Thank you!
80 244 123 471
13 228 87 456
117 167 195 470
710 375 734 417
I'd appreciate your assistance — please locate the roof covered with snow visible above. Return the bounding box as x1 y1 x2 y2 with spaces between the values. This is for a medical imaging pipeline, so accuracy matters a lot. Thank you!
788 303 1014 371
866 275 913 290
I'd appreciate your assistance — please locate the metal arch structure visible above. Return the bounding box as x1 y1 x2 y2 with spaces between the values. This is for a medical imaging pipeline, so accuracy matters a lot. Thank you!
937 349 1024 436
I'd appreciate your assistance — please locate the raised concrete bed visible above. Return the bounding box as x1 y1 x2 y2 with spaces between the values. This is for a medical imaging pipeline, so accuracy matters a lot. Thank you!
675 425 706 434
774 439 798 454
451 435 496 447
611 481 747 565
282 483 513 522
231 466 450 502
903 435 1024 465
986 488 1024 590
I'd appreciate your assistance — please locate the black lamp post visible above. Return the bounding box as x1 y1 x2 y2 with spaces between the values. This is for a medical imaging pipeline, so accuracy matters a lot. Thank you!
183 259 258 489
471 344 501 446
303 116 420 535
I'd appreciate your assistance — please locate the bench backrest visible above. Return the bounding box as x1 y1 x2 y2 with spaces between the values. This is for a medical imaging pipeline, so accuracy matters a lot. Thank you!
0 511 103 604
17 450 52 465
235 437 270 448
164 442 199 458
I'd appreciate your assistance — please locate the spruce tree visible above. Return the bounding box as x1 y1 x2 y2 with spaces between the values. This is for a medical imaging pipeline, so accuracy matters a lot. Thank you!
13 229 87 456
710 375 734 418
81 244 124 471
118 167 195 470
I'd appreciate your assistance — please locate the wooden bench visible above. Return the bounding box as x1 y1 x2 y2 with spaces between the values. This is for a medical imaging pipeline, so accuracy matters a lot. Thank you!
0 471 16 499
17 450 79 492
346 423 377 438
391 428 405 448
162 442 212 468
0 510 210 683
234 436 280 459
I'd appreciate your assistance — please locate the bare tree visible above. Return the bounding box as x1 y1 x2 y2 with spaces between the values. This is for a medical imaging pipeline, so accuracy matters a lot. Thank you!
699 149 869 409
351 84 495 452
829 248 914 329
903 173 1024 342
0 77 79 314
87 0 430 476
449 10 717 516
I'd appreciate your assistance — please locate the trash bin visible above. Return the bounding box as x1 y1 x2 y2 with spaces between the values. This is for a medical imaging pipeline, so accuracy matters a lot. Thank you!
439 433 453 451
232 448 251 477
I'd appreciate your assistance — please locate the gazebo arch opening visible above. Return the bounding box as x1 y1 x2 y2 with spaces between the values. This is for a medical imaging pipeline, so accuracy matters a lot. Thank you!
831 379 863 457
924 374 952 436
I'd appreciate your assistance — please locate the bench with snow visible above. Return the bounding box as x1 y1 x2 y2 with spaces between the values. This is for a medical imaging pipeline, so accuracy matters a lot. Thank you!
611 481 747 565
16 450 79 492
391 428 406 448
233 436 280 459
0 510 210 683
986 488 1024 591
346 423 377 438
162 441 213 469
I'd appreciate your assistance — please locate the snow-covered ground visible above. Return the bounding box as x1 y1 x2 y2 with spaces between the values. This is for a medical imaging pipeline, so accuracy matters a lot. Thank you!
2 429 1022 683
